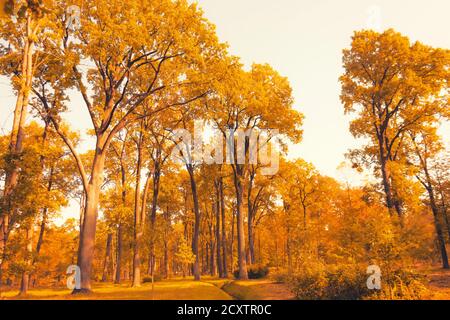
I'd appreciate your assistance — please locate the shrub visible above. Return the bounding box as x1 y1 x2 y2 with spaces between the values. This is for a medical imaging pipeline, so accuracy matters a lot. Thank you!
287 264 429 300
287 266 368 300
289 267 328 300
366 269 429 300
143 274 163 283
233 264 269 279
270 268 290 283
324 265 369 300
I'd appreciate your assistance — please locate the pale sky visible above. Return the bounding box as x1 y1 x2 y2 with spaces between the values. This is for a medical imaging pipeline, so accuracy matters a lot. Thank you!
195 0 450 180
1 0 449 222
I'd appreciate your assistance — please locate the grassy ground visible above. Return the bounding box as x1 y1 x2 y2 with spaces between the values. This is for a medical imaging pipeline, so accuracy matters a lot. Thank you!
0 276 295 300
0 279 234 300
2 269 448 300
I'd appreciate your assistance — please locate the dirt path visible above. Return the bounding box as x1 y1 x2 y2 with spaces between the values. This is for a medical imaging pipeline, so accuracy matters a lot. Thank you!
424 268 450 299
219 280 296 300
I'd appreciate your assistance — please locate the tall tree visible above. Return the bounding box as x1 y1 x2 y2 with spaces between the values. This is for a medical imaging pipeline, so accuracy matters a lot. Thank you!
35 0 221 292
207 62 303 279
0 0 56 291
408 129 449 268
341 29 450 218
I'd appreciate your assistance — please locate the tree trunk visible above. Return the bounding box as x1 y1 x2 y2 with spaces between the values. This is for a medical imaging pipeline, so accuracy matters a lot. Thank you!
132 127 148 287
247 203 255 265
187 164 201 280
102 233 113 282
163 208 170 278
233 171 248 280
20 223 34 296
215 180 223 277
230 206 235 274
149 158 161 278
220 178 228 277
75 153 105 293
115 222 123 284
437 184 450 240
0 14 35 293
210 234 216 276
429 190 449 269
247 173 256 265
421 168 449 269
379 147 402 217
115 149 127 284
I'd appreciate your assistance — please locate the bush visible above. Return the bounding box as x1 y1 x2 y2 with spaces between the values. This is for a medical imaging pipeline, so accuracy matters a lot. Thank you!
143 274 163 283
286 265 428 300
288 268 328 300
233 264 269 279
270 268 290 283
366 269 428 300
324 265 369 300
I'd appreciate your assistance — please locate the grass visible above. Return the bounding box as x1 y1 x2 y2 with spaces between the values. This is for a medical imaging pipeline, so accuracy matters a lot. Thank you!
0 278 234 300
3 270 449 300
0 276 296 300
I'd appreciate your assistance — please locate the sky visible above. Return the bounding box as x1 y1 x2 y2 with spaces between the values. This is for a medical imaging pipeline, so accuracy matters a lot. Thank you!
1 0 449 222
195 0 450 181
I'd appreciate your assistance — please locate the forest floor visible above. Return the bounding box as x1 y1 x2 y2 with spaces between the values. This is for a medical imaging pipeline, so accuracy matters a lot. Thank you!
419 267 450 300
1 269 449 300
0 278 294 300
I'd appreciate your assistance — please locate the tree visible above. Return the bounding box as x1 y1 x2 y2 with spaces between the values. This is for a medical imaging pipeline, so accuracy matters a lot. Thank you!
175 236 196 278
0 0 58 291
407 129 449 268
341 29 450 218
34 0 222 292
206 61 303 279
0 122 77 295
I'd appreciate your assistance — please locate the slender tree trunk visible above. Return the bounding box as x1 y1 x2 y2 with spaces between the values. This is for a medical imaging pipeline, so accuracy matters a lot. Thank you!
149 158 161 277
163 208 170 278
210 228 216 276
163 240 169 278
102 233 113 282
187 164 201 280
284 201 292 273
215 180 223 277
36 210 48 258
247 205 255 265
230 206 235 274
247 174 256 265
287 225 292 273
132 126 148 287
30 207 48 287
301 202 307 231
115 222 123 284
115 151 127 284
20 223 34 296
220 178 228 277
421 169 449 269
233 171 248 280
428 189 449 269
132 138 143 284
31 162 54 287
437 184 450 240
